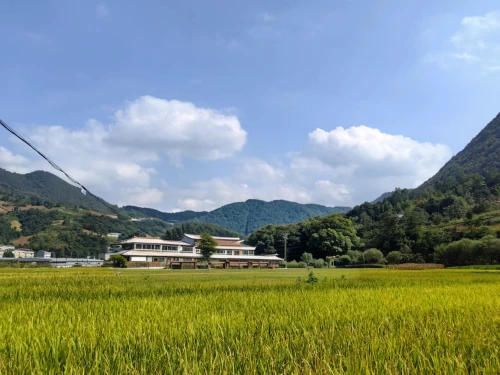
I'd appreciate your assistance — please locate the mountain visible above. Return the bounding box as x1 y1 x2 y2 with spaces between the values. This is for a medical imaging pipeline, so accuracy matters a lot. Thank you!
0 169 116 214
346 113 500 264
192 199 351 235
420 113 500 188
164 222 243 240
372 192 393 203
122 205 207 222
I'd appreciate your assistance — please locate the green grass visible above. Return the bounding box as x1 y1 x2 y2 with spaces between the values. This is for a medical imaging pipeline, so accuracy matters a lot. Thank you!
0 268 498 374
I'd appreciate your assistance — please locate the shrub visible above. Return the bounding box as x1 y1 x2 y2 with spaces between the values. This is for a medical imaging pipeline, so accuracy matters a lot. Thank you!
110 255 128 268
346 250 363 264
386 251 403 265
312 258 327 268
434 236 500 267
300 252 314 265
335 255 351 267
363 249 384 264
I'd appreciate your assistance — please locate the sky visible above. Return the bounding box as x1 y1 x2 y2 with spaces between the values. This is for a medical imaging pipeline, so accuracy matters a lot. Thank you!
1 0 500 212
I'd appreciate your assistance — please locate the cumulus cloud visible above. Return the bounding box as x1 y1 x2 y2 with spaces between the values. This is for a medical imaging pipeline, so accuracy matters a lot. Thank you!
108 96 247 166
0 96 247 209
0 146 31 173
306 126 451 182
172 125 451 211
428 11 500 71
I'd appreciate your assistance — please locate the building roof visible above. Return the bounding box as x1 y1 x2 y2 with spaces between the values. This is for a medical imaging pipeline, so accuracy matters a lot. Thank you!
216 245 256 250
111 237 189 246
183 234 241 241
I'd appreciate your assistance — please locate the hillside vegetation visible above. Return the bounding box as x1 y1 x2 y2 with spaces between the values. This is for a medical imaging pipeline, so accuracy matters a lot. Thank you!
0 169 117 214
0 192 171 257
122 205 206 222
193 199 350 235
164 222 243 240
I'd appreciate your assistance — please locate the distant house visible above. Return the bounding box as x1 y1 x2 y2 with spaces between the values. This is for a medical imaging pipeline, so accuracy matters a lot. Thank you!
36 250 52 259
13 249 35 258
0 245 15 252
107 233 121 239
103 234 283 267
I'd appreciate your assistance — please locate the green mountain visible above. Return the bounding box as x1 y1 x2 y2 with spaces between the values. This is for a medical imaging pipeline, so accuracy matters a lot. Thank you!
122 205 207 223
372 192 394 203
420 113 500 188
0 169 116 214
346 113 500 265
164 222 243 240
192 199 351 235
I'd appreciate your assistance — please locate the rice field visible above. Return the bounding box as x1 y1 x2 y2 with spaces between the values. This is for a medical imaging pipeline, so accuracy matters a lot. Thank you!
0 268 498 374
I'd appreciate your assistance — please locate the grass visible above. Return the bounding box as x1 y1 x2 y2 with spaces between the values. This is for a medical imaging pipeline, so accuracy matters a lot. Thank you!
0 268 498 374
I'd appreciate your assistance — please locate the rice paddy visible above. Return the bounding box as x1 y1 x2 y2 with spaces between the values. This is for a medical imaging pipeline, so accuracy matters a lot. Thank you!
0 268 498 374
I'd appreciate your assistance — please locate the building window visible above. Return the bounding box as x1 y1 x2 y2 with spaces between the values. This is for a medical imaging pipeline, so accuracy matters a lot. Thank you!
243 250 249 255
155 245 160 250
181 247 192 252
136 244 143 249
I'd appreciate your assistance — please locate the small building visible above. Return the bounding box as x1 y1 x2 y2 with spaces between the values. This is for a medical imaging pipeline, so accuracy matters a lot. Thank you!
36 250 52 259
104 234 283 267
107 233 121 239
13 249 35 258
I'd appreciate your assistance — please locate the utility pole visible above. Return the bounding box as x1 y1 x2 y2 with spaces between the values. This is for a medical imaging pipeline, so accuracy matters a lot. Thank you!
283 232 289 268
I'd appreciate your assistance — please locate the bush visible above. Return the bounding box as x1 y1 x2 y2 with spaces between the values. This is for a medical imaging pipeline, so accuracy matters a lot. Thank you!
434 236 500 266
386 251 403 265
110 255 128 268
280 260 307 268
312 258 327 268
346 250 363 264
335 255 351 267
388 263 444 270
300 252 314 265
363 249 384 264
3 251 15 258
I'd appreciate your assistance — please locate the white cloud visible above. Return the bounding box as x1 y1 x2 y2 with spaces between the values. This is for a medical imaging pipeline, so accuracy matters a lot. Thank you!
306 126 450 181
0 96 247 210
0 147 31 173
96 4 109 18
108 96 247 166
117 188 163 207
172 125 451 211
428 11 500 71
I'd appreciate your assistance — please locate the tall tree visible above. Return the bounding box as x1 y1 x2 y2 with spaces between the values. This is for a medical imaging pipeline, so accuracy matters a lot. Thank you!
198 233 218 268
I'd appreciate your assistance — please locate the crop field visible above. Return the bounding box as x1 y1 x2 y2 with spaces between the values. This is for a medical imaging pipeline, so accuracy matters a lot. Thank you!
0 268 498 374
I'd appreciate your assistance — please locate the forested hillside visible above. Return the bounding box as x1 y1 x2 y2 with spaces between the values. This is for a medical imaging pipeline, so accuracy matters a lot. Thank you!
192 199 350 235
0 169 117 214
420 112 500 187
164 222 243 240
0 194 171 257
122 205 206 222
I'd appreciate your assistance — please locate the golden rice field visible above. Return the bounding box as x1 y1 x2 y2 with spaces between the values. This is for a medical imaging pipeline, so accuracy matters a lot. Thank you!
0 267 498 374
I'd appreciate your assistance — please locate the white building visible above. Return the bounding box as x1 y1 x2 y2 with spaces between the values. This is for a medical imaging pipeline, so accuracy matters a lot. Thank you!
13 249 35 258
36 250 52 259
107 233 121 239
0 246 34 258
103 234 283 267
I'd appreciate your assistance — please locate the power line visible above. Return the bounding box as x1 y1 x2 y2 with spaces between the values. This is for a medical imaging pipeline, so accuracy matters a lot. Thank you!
0 118 119 215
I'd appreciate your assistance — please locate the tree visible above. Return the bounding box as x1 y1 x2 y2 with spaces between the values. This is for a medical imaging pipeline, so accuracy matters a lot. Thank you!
198 233 218 268
300 252 314 265
363 249 384 264
3 250 15 258
386 251 403 264
110 255 127 268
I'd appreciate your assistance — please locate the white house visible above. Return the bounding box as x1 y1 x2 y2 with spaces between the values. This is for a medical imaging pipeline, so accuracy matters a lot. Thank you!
103 234 283 267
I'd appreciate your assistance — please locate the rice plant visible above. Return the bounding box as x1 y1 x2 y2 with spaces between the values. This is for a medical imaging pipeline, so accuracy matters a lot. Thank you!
0 268 498 374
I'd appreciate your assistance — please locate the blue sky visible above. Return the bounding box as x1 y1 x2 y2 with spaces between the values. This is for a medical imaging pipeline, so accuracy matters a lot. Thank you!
1 0 500 211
